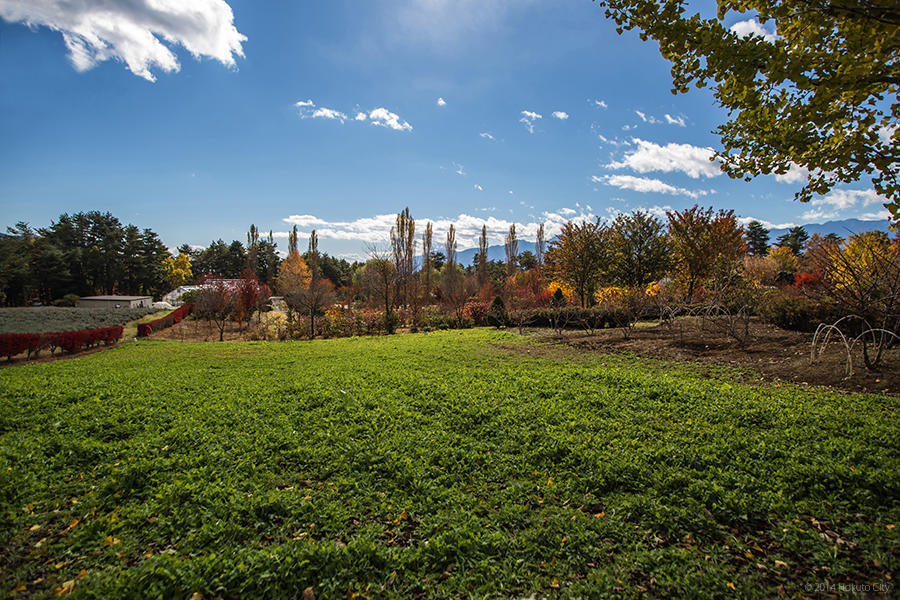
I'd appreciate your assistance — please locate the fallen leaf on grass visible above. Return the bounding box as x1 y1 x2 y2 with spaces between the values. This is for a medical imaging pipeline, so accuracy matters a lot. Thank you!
302 586 314 600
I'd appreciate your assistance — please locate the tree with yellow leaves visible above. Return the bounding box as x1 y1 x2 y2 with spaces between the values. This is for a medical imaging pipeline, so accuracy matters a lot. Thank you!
163 252 193 289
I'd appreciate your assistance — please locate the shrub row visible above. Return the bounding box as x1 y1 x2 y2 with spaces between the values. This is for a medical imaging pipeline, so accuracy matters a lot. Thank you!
756 292 846 332
137 303 193 337
506 306 635 330
0 325 124 360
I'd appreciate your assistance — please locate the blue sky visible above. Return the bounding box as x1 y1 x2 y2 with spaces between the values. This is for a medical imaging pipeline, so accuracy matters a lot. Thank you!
0 0 890 258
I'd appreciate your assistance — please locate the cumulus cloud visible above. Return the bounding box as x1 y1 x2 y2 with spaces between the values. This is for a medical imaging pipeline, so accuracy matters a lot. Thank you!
664 114 686 127
595 174 709 199
774 162 809 184
730 18 776 43
737 216 796 229
607 138 721 179
295 101 412 131
520 110 542 133
281 206 594 248
798 188 889 222
311 107 348 122
479 132 495 140
437 97 447 106
0 0 247 82
552 111 569 120
368 107 413 131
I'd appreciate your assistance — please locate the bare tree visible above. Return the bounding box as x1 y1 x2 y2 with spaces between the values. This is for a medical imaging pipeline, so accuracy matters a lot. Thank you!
307 230 319 282
391 207 416 312
477 224 489 286
422 222 433 305
196 278 236 342
535 223 545 270
504 224 518 276
360 253 397 333
288 279 336 338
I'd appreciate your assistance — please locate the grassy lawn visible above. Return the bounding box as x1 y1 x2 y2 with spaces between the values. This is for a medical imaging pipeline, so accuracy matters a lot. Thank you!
0 330 897 598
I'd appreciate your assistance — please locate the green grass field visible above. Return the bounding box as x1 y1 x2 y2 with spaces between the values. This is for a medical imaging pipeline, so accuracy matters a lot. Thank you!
1 330 897 598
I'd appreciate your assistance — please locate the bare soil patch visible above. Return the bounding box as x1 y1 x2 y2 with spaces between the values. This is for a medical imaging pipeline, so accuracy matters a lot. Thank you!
516 317 898 395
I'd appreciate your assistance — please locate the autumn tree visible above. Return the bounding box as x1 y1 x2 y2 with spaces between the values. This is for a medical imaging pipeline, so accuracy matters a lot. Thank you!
196 277 237 342
594 0 899 218
608 210 670 287
544 219 608 307
246 224 260 275
289 278 336 338
359 256 397 332
666 206 746 301
809 231 900 368
164 252 193 289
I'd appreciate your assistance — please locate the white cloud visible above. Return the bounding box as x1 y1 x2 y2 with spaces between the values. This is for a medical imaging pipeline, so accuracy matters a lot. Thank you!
800 208 841 223
479 132 495 140
774 162 809 184
737 216 796 229
519 110 542 133
635 110 661 124
282 206 592 248
595 174 709 199
878 124 897 146
368 107 413 131
311 107 348 122
664 114 686 127
354 112 368 121
437 97 447 106
295 99 315 108
860 209 892 221
593 99 608 109
607 138 721 178
453 162 466 176
811 189 885 210
622 124 635 131
730 18 776 43
0 0 246 82
474 184 483 191
552 111 569 120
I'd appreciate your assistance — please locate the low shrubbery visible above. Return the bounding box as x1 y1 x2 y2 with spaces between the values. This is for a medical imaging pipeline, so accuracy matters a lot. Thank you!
507 306 635 330
0 325 124 360
757 290 845 332
136 304 194 337
0 306 158 334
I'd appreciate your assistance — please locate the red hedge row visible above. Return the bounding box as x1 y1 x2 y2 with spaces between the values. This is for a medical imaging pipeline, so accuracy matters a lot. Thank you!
0 325 125 360
137 303 193 337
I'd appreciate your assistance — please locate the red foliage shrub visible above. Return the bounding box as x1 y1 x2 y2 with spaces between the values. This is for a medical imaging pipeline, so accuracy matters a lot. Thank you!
0 325 125 360
462 300 490 325
794 272 822 288
136 303 194 337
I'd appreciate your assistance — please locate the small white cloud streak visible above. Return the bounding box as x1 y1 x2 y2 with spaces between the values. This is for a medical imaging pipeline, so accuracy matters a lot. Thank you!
0 0 247 82
479 132 495 140
595 174 709 199
608 138 721 179
552 111 569 120
520 110 542 133
737 216 796 229
474 184 483 191
664 114 686 127
437 97 447 106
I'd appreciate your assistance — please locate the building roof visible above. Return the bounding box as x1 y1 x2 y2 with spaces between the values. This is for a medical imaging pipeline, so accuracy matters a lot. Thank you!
80 295 152 301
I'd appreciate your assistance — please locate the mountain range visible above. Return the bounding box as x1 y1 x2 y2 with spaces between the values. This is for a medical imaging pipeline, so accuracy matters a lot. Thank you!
456 218 892 266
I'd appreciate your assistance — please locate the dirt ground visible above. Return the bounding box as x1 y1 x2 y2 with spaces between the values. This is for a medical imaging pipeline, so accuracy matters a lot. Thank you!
518 317 897 396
